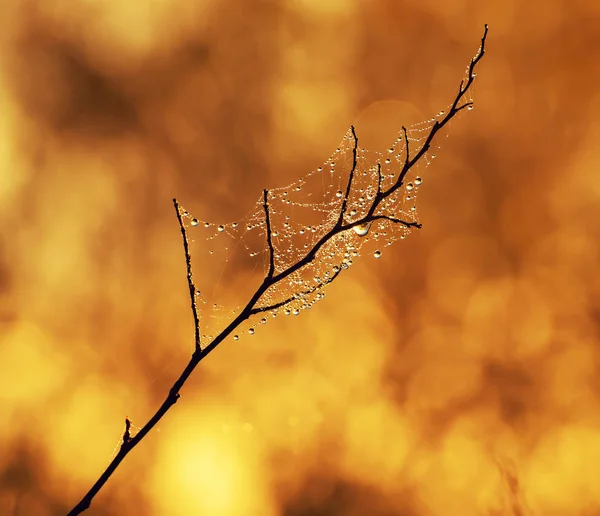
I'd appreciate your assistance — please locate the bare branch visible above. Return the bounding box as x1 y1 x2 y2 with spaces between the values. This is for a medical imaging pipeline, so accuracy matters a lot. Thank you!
66 24 488 515
263 189 275 279
402 125 409 169
173 198 201 352
337 125 359 226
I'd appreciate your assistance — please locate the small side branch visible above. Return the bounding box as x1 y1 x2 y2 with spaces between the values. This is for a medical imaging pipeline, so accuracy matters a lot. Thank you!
263 189 275 279
173 198 201 352
250 266 343 315
337 125 359 225
122 417 131 447
402 126 409 169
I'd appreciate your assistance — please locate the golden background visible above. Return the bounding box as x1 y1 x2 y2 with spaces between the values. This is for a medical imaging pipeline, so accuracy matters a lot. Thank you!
1 0 599 514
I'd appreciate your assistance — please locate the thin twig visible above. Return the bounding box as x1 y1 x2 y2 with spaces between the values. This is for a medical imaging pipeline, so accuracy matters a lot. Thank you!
173 198 201 352
337 125 359 226
249 266 343 315
263 189 275 279
66 24 488 515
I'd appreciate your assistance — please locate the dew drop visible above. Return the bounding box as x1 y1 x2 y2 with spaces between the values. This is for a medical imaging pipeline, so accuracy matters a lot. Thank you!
388 147 394 154
191 218 199 226
374 250 382 259
467 104 474 111
217 225 225 232
406 183 414 191
385 158 391 164
431 154 436 159
415 176 422 185
233 335 239 341
353 222 371 237
261 318 267 324
284 309 291 315
232 222 238 228
336 190 343 198
292 308 300 316
204 222 210 228
248 328 255 335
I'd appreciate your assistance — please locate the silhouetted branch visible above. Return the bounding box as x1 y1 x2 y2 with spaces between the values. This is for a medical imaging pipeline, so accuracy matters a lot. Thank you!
66 24 488 515
122 418 131 446
263 189 275 279
174 199 201 352
337 125 359 225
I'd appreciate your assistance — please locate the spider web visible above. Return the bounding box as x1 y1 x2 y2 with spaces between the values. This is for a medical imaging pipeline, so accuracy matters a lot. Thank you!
179 96 472 346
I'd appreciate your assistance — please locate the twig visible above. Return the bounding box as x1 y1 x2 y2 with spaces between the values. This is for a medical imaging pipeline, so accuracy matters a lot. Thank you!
337 125 359 226
263 189 275 279
173 199 201 352
66 24 488 515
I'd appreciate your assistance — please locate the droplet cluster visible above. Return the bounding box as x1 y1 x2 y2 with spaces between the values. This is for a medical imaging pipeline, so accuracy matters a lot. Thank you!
177 100 465 345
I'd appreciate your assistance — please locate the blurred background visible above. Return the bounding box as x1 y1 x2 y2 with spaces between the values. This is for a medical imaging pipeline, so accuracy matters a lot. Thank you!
1 0 599 514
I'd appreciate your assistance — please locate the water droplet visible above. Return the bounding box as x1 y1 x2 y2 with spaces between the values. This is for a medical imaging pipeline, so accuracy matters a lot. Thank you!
293 308 300 316
317 167 323 172
406 183 414 191
388 147 394 154
336 190 343 198
248 328 255 335
261 318 267 324
232 222 238 228
204 222 210 228
467 104 474 111
284 309 291 315
218 225 225 232
352 222 371 237
415 177 422 185
431 154 436 159
374 250 382 259
350 209 357 216
191 218 199 226
385 158 391 164
233 335 239 341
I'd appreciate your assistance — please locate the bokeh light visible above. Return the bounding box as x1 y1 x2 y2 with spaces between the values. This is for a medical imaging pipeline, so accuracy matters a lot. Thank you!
1 0 599 514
